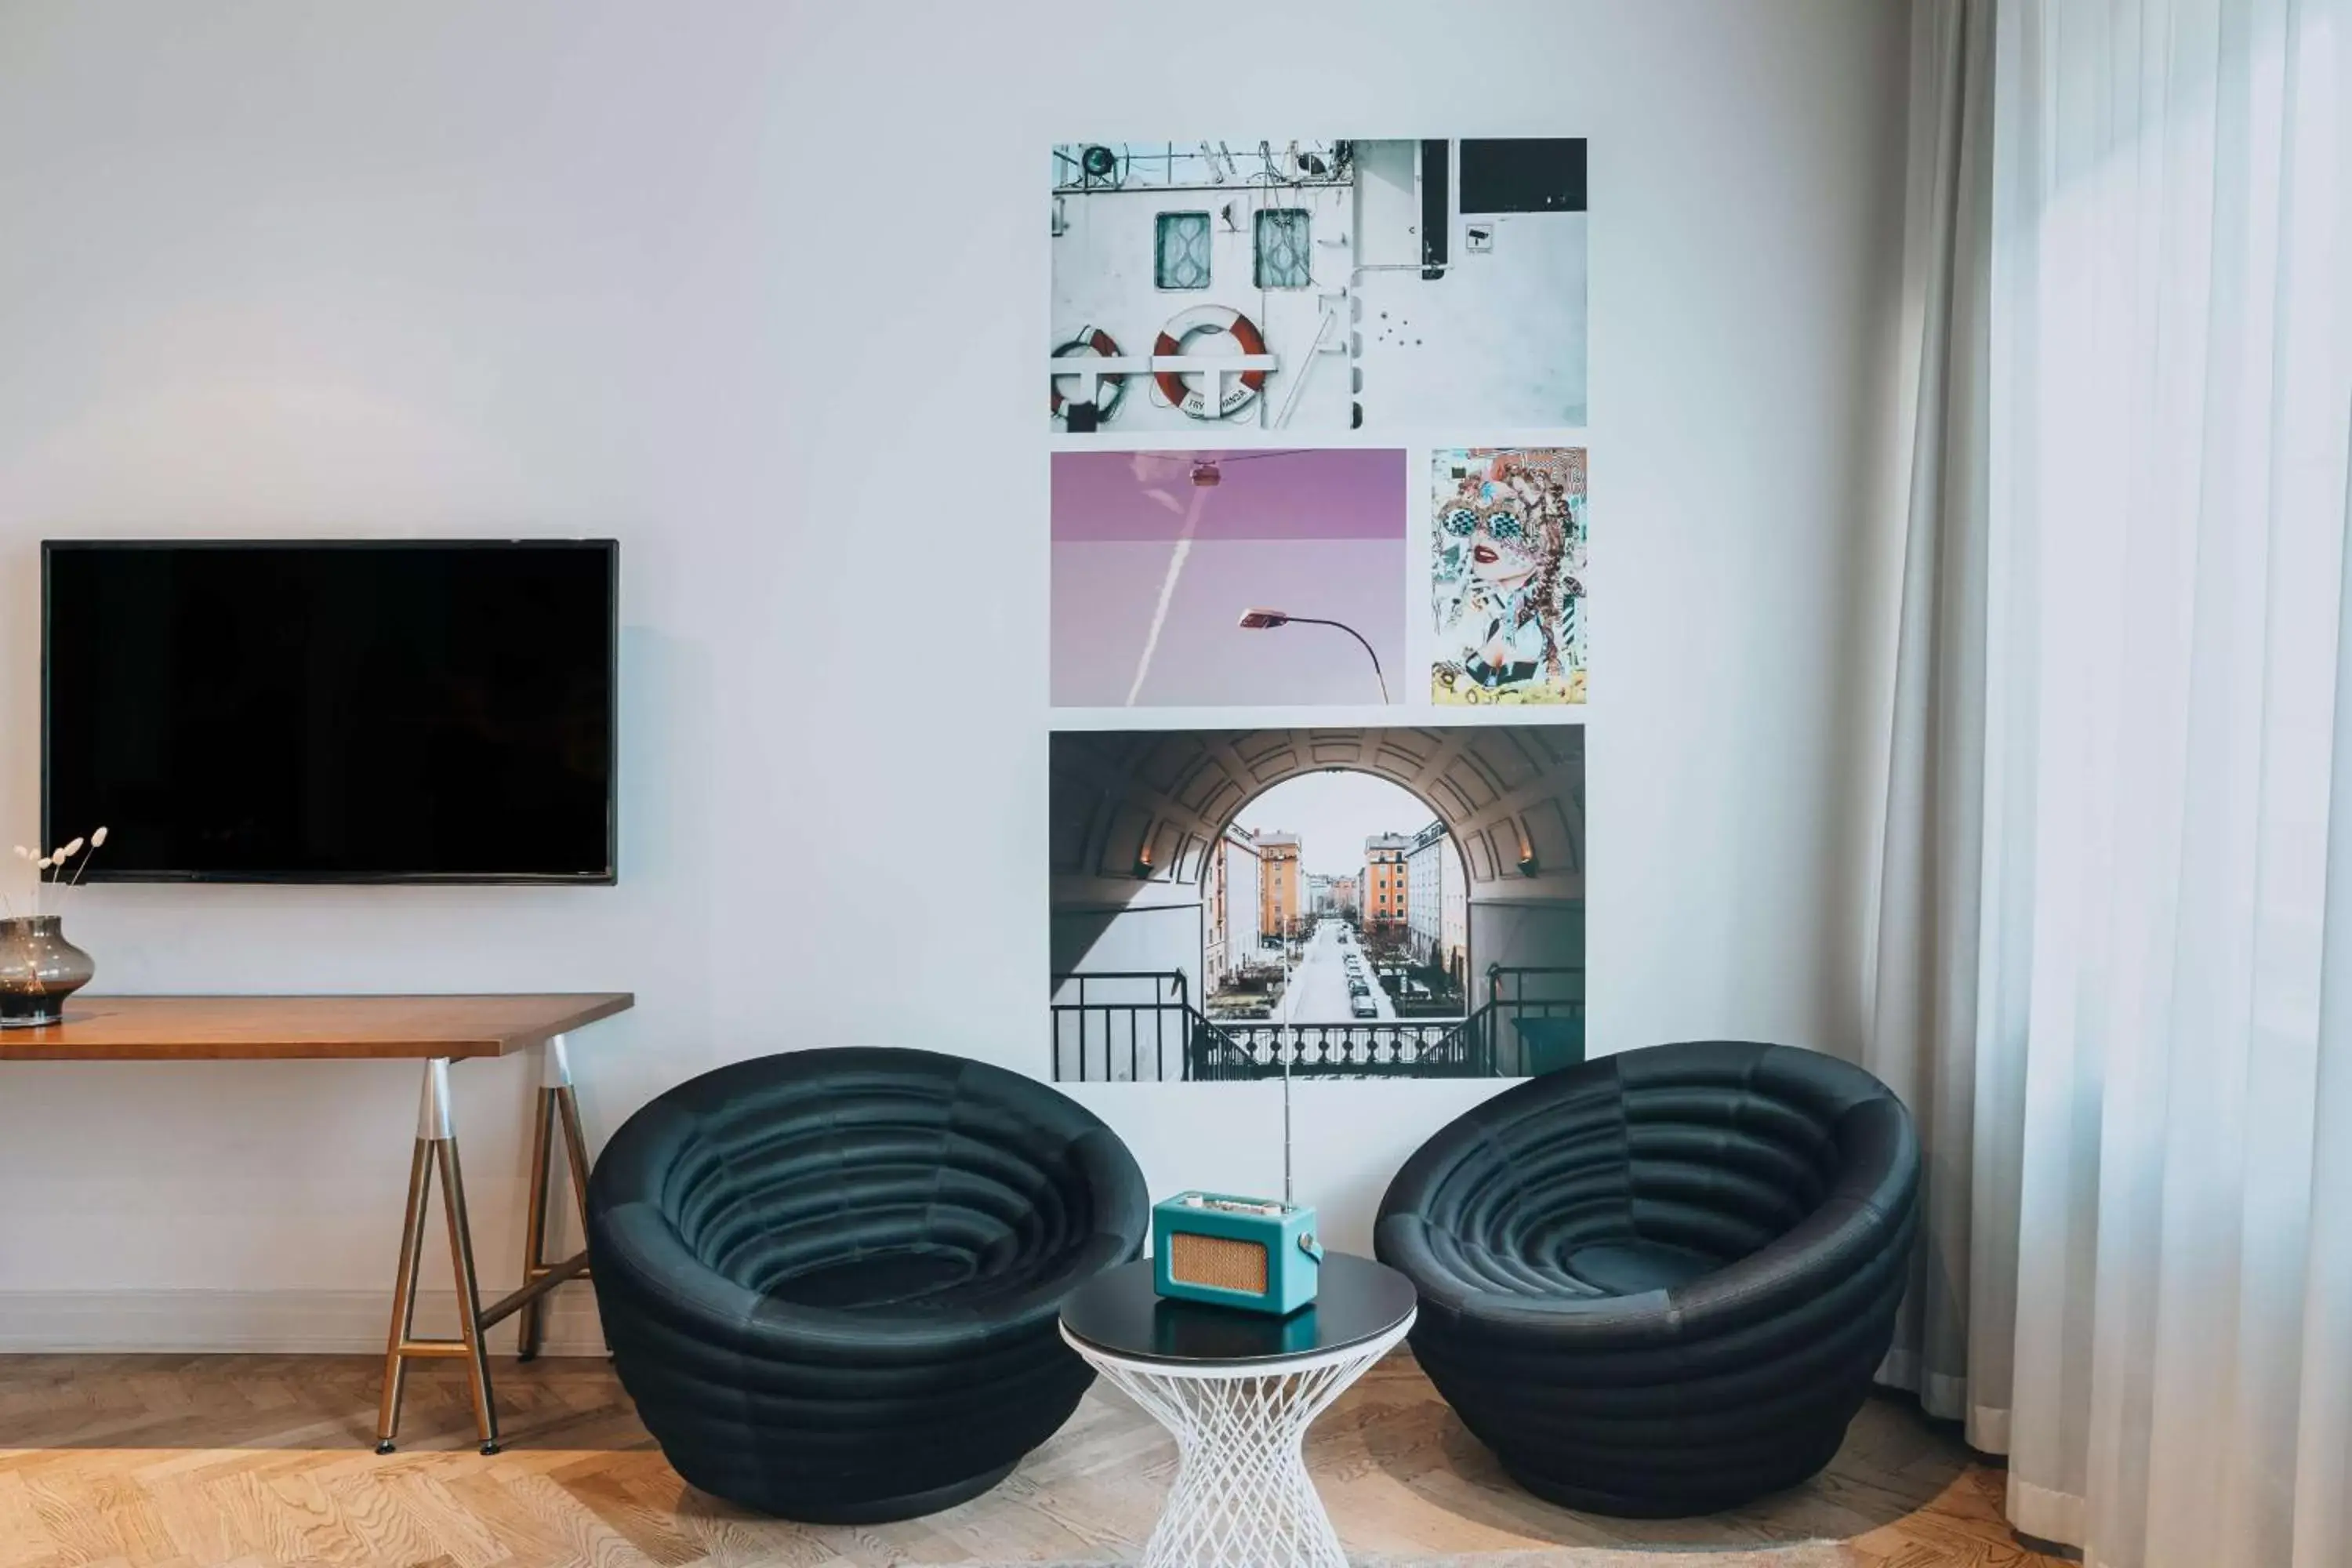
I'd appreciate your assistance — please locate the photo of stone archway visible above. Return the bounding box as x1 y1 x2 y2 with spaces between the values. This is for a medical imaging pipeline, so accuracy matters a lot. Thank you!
1050 724 1584 1083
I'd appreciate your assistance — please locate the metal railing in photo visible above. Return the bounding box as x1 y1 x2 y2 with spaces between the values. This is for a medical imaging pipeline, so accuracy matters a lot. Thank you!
1052 968 1586 1083
1485 964 1588 1077
1187 1018 1493 1081
1051 971 1199 1083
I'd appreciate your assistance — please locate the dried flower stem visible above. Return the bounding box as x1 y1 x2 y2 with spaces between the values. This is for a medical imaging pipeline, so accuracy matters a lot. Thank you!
5 827 107 921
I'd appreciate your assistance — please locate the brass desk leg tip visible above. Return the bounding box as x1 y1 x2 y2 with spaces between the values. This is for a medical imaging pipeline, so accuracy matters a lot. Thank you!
516 1349 536 1363
479 1440 502 1456
375 1440 396 1455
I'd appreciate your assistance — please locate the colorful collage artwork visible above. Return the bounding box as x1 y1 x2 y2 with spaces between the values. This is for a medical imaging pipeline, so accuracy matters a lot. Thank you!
1431 447 1588 705
1046 139 1589 1084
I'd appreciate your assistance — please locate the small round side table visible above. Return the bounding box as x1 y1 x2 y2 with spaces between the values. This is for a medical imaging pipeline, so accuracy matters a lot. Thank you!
1059 1250 1417 1568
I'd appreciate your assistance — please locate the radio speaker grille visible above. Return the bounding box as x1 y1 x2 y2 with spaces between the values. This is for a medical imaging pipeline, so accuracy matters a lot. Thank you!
1168 1232 1269 1294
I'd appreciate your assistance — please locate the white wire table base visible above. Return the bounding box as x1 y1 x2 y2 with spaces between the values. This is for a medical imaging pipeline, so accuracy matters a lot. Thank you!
1062 1316 1414 1568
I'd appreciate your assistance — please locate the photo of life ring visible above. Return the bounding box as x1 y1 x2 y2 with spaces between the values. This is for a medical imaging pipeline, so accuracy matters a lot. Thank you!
1051 326 1127 427
1152 305 1269 421
1050 139 1588 434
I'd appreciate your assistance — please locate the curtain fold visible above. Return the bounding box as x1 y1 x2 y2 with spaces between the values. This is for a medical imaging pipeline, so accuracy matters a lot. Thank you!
2292 451 2352 1568
1866 0 2019 1453
1879 1 2352 1563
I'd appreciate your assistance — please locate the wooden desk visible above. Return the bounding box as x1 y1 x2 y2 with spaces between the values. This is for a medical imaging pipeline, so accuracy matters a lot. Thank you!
0 992 634 1454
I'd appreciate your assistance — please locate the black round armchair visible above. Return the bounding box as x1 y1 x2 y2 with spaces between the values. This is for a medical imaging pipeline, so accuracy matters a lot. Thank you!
1376 1040 1918 1518
586 1047 1149 1523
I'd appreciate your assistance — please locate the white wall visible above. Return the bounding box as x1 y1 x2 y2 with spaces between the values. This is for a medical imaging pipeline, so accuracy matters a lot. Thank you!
0 0 1908 1348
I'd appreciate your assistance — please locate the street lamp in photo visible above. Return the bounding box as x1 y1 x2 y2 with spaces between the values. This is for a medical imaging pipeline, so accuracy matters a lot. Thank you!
1236 608 1392 705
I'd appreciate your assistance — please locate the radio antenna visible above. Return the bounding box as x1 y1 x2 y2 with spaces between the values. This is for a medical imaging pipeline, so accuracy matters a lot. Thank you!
1282 1049 1294 1205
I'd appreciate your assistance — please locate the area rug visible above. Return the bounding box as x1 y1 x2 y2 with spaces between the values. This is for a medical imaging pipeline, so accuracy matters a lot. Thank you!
1366 1552 1861 1566
1364 1552 1864 1566
946 1550 1864 1566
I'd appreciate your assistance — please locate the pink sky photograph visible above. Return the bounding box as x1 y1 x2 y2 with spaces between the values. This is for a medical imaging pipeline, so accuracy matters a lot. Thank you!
1051 448 1406 708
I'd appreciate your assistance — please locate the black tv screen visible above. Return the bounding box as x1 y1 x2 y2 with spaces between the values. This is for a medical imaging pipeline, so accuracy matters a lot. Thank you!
43 540 617 883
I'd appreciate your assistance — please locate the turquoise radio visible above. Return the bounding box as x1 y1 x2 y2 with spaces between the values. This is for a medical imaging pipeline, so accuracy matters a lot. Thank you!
1152 1192 1322 1316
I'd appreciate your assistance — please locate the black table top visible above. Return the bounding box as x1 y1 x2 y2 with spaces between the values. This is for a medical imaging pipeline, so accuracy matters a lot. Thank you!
1060 1251 1417 1367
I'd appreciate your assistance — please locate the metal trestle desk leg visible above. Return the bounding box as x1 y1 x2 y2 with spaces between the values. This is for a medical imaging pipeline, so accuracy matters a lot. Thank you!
375 1034 595 1454
514 1033 593 1362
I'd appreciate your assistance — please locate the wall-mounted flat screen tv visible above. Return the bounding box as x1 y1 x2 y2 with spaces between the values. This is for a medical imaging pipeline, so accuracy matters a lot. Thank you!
42 540 617 884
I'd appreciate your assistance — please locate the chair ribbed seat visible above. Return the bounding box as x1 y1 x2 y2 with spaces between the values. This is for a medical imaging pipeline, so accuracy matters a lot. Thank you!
1375 1040 1919 1518
586 1047 1149 1523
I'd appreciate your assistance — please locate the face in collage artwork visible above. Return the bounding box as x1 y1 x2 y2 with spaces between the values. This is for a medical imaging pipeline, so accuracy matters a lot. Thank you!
1044 138 1592 1083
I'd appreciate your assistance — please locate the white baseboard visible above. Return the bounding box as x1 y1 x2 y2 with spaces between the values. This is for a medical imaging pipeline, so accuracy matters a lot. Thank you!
0 1287 608 1356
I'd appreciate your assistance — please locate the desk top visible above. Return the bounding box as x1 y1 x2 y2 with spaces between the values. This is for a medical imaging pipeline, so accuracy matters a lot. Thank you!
1060 1253 1417 1368
0 993 633 1062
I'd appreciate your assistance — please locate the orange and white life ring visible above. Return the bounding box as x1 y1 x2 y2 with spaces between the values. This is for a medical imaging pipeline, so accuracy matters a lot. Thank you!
1153 305 1269 420
1050 326 1127 421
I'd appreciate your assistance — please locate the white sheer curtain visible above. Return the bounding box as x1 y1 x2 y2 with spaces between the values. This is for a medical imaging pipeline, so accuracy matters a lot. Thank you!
1875 1 2352 1564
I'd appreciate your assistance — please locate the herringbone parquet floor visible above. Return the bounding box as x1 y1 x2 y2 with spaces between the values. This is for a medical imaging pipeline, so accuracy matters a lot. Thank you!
0 1352 2066 1567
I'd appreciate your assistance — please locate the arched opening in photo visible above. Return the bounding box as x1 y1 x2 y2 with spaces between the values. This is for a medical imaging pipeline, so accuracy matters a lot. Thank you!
1207 769 1471 1029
